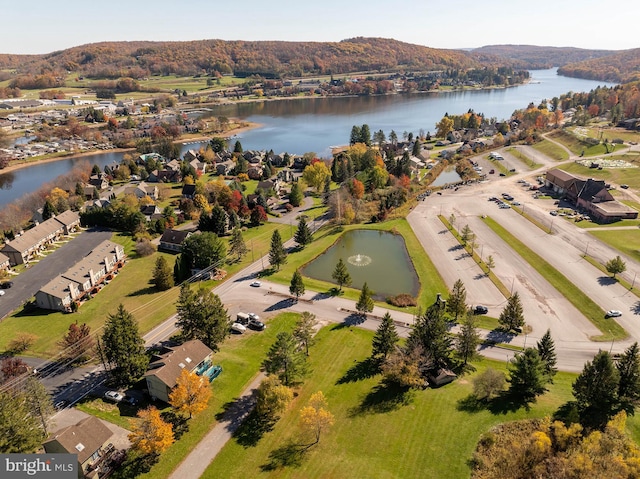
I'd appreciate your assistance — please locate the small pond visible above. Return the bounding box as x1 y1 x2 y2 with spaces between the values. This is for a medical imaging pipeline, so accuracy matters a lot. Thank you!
302 229 420 300
430 165 462 187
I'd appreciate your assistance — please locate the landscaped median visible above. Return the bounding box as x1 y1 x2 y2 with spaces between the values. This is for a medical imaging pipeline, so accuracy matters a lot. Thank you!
482 216 627 341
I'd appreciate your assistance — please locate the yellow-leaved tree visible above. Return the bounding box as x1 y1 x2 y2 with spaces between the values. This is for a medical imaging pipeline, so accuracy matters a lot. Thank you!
169 369 211 419
128 406 174 456
300 391 334 447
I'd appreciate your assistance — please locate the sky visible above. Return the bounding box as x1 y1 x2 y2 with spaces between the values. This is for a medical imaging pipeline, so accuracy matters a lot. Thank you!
2 0 638 55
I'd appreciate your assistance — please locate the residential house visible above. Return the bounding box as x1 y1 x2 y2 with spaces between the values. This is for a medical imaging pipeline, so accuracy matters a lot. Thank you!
123 181 158 200
35 240 125 312
215 160 234 176
158 229 192 253
183 149 199 162
148 169 181 183
166 159 181 171
247 165 263 180
43 416 114 479
1 211 80 266
88 174 109 190
257 179 280 194
181 184 197 199
144 339 215 403
189 158 207 175
0 252 9 272
140 205 161 222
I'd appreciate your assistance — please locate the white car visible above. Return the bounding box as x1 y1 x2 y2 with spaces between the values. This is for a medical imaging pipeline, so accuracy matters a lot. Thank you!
104 391 124 402
250 281 262 287
606 310 622 318
0 290 4 296
231 322 247 334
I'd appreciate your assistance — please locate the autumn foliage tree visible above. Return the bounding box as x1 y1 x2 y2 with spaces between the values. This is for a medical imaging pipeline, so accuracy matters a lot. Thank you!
128 406 175 456
168 369 211 419
59 321 95 363
300 391 335 447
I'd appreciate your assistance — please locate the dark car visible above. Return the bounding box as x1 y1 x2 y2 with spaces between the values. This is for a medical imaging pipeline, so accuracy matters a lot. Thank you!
248 319 266 331
474 305 488 315
0 281 13 289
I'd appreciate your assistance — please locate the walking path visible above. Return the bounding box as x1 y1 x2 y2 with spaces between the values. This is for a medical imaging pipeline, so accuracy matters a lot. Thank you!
168 372 265 479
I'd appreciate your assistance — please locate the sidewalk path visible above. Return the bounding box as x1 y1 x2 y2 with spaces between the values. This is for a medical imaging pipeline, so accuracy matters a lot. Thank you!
167 372 265 479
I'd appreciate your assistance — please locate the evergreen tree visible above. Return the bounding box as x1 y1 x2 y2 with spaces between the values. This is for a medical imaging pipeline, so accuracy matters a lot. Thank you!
42 199 57 221
289 270 306 302
446 279 467 321
102 304 149 386
617 342 640 416
289 182 303 207
228 227 248 262
456 309 481 366
536 329 558 383
331 258 352 291
263 332 308 386
507 348 548 405
389 130 398 146
460 224 473 245
152 256 174 291
350 125 362 146
407 298 453 370
573 350 620 429
293 312 317 356
268 229 287 270
176 284 230 352
412 138 421 157
372 312 399 361
207 204 228 236
356 282 374 316
75 181 84 196
499 292 525 332
233 140 243 153
360 124 372 146
294 217 313 248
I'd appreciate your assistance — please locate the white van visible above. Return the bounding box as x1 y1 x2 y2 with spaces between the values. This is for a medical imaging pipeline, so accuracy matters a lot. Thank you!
231 322 247 334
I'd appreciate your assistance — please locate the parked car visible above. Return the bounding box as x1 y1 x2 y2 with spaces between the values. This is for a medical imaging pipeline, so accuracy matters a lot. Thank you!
236 312 251 325
231 322 247 334
123 395 138 406
248 319 266 331
250 281 262 287
606 310 622 318
474 305 488 315
0 281 13 289
621 184 629 189
104 391 124 403
0 290 4 296
248 312 260 321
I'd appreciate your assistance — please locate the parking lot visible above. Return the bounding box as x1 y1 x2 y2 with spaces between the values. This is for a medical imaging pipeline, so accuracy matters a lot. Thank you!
0 229 113 320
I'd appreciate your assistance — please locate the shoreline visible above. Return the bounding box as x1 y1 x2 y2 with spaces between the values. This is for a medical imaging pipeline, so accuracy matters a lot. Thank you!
0 122 261 176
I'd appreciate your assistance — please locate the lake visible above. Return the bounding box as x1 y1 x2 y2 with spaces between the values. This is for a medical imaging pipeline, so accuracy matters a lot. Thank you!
0 69 616 207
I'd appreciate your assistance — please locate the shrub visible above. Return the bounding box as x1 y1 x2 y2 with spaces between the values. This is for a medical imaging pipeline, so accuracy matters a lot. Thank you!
8 333 38 354
135 239 156 257
387 293 417 307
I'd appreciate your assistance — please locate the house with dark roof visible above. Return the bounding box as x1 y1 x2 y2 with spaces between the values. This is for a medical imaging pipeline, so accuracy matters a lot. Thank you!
181 184 197 199
148 169 181 183
43 416 114 479
158 229 192 253
145 339 215 403
0 252 9 271
545 169 577 196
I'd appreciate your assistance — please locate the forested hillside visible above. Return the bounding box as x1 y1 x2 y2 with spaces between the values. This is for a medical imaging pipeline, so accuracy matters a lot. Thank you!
558 48 640 83
472 45 616 69
0 37 488 80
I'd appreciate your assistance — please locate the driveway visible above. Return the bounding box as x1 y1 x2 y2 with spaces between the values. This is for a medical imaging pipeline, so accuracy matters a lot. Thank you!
0 229 113 320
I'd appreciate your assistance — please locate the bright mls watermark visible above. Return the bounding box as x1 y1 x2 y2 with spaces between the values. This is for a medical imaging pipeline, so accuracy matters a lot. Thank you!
1 454 77 478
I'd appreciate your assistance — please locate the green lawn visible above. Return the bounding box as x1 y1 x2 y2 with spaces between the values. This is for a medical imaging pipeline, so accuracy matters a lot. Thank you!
482 217 626 341
532 139 569 161
113 312 300 479
202 326 580 479
589 229 640 264
559 160 640 191
567 126 640 144
545 129 610 157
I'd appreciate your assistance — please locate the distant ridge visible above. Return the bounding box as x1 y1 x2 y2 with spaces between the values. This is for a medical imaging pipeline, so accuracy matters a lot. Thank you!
558 48 640 83
471 45 617 69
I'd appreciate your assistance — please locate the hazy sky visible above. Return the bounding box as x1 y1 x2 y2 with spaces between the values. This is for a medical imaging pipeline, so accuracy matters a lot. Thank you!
3 0 638 54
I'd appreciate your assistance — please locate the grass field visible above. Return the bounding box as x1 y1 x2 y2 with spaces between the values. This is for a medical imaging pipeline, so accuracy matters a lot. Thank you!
567 126 640 144
201 326 580 479
532 139 569 161
559 159 640 190
482 217 626 341
123 312 300 479
588 228 640 264
545 129 610 157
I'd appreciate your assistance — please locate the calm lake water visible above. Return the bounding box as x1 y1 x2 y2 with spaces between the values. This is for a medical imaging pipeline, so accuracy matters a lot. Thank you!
0 69 616 207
